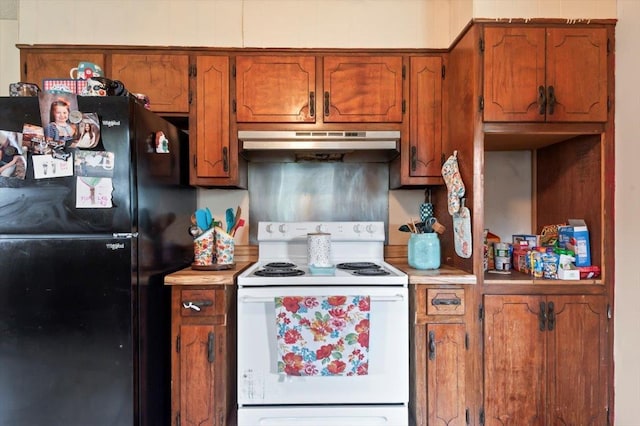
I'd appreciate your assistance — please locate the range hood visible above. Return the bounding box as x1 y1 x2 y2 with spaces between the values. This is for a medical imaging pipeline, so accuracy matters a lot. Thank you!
238 130 401 163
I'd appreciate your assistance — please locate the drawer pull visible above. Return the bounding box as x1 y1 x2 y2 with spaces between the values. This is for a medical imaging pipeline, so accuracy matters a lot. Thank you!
431 297 461 306
182 300 213 311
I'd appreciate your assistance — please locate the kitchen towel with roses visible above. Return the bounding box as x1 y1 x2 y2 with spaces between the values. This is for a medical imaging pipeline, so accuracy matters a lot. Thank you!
275 295 370 376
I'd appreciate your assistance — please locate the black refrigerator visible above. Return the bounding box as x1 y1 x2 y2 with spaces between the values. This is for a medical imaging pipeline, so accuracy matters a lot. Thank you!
0 96 196 426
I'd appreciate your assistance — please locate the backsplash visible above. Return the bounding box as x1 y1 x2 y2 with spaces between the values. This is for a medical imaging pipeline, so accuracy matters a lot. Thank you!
247 162 389 244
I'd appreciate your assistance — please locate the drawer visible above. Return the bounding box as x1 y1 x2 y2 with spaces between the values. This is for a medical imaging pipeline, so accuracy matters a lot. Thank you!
426 289 465 316
179 289 219 317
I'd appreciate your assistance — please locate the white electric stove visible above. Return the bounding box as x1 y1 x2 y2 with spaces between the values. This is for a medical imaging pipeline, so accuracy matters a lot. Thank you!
237 221 409 426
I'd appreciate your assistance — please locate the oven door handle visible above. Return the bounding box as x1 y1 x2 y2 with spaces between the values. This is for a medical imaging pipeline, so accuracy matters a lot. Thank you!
239 295 405 303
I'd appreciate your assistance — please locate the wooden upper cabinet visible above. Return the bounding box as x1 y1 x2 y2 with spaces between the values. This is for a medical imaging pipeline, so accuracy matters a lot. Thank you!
483 26 608 122
21 51 105 88
323 56 404 123
235 55 316 123
110 53 189 113
191 56 234 184
407 56 443 181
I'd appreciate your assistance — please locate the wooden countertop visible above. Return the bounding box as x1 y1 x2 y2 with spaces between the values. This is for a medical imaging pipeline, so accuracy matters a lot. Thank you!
164 262 253 286
389 262 478 285
164 260 477 286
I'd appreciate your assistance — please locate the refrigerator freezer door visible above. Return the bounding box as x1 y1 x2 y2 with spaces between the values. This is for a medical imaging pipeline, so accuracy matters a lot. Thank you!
0 236 135 426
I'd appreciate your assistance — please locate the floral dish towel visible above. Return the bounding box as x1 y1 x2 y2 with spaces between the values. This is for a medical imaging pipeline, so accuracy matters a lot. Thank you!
275 295 370 376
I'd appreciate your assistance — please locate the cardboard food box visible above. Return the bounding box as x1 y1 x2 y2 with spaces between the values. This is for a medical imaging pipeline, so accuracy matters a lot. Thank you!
558 219 591 267
558 264 580 280
512 234 540 249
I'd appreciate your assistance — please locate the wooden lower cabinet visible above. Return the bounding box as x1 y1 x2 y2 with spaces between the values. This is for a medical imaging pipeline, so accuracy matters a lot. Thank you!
171 286 236 426
483 294 609 426
411 286 469 426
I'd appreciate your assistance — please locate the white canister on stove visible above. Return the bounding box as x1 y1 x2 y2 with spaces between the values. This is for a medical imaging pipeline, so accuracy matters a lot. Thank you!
307 232 332 267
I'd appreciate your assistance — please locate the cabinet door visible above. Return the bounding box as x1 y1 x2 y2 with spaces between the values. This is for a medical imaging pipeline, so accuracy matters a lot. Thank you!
110 53 189 113
545 28 608 122
407 56 443 181
323 56 403 122
426 323 467 426
235 55 316 122
177 324 224 426
191 56 231 182
484 295 546 426
546 295 608 425
21 51 105 87
483 27 546 122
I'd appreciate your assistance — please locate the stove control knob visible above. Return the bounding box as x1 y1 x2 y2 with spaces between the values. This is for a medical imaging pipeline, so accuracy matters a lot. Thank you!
265 224 274 234
278 223 288 234
316 224 328 233
366 224 377 234
353 224 363 234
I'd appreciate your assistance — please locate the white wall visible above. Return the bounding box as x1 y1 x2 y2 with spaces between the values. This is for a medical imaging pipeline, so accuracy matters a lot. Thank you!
613 1 640 423
2 1 637 422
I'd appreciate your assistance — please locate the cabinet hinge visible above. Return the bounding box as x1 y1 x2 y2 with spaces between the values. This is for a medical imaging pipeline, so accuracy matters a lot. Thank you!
465 332 469 350
402 64 406 80
607 304 612 319
479 408 485 425
188 90 193 105
441 64 446 79
175 412 180 426
176 335 180 353
402 99 406 114
465 408 470 425
193 154 197 169
479 37 485 53
479 96 484 111
232 99 237 113
479 304 484 321
232 64 236 78
191 64 197 77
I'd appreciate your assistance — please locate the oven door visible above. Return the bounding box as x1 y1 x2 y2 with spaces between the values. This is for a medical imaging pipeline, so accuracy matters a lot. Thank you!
237 285 409 406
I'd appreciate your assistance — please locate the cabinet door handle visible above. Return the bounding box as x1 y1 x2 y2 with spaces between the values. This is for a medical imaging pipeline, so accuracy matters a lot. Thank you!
309 91 315 117
222 147 229 173
547 85 556 115
538 85 546 115
208 332 215 363
324 91 330 116
547 301 555 331
411 146 417 171
182 299 214 311
539 301 547 331
428 330 436 360
432 297 461 306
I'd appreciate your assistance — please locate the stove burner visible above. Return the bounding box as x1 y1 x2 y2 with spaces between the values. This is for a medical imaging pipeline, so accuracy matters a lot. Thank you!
264 262 297 269
351 268 391 276
254 268 305 277
336 262 381 270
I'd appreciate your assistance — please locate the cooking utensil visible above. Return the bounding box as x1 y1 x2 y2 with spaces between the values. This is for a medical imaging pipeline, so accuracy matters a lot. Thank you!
420 189 434 222
231 218 245 237
195 209 212 232
225 208 235 233
423 217 437 233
